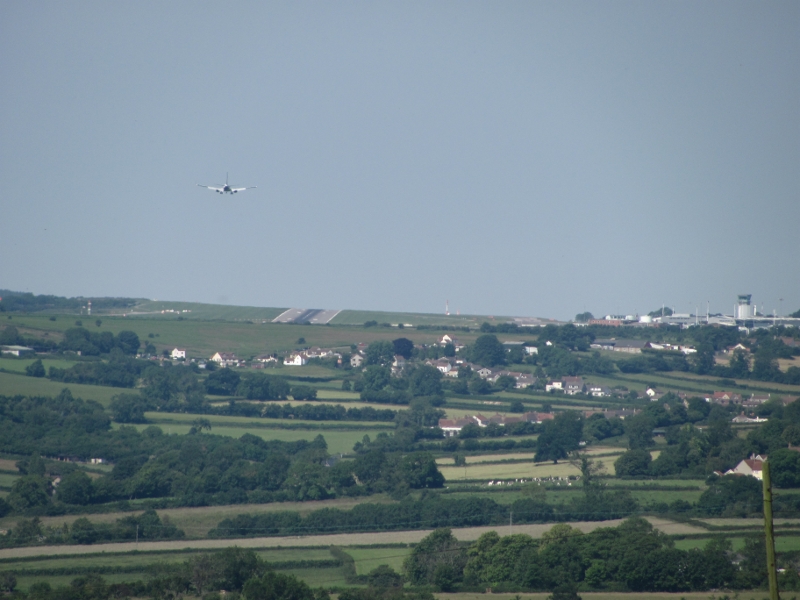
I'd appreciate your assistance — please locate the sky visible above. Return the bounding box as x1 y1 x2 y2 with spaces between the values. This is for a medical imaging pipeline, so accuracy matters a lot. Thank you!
1 2 798 321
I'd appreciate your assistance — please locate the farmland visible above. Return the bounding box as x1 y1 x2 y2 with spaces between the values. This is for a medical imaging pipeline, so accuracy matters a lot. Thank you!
2 300 800 598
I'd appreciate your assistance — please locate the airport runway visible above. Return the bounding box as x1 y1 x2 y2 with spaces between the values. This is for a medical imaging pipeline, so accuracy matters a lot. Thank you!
272 308 340 324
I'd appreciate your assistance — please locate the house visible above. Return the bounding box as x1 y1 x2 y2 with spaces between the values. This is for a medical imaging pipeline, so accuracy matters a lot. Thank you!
515 374 537 389
524 345 539 355
350 354 365 368
524 411 554 424
305 347 337 360
439 335 464 350
434 359 453 374
475 367 495 379
210 352 239 367
1 345 34 357
255 354 278 363
438 416 483 437
588 319 623 327
587 384 612 397
591 339 650 354
731 413 768 424
170 348 186 360
748 394 771 404
563 377 585 396
283 352 308 366
708 391 743 406
725 454 766 480
545 380 563 392
614 340 650 354
603 408 639 420
725 343 750 354
391 355 407 376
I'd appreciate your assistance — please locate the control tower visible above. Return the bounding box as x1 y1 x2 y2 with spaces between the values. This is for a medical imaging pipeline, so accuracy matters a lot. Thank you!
736 294 755 319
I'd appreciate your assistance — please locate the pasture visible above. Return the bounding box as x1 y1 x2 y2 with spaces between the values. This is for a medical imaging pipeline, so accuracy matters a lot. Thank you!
438 460 590 482
4 314 466 360
113 422 382 455
142 411 394 431
0 495 395 536
345 546 411 575
0 371 122 405
0 356 75 374
0 516 705 561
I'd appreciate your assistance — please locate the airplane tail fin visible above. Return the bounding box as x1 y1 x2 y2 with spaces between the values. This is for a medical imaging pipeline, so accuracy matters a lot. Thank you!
226 172 229 186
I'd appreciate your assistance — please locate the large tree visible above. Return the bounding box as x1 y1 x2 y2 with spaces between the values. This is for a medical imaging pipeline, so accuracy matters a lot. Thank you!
471 334 506 367
535 411 583 463
404 528 467 590
392 337 414 359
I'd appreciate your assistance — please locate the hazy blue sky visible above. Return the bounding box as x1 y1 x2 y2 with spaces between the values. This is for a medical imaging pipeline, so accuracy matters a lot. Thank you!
1 2 798 320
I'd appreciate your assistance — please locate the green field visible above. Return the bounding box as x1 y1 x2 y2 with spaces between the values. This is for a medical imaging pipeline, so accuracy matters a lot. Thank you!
0 357 76 374
3 546 348 592
4 314 464 360
142 411 393 431
0 472 19 489
345 546 411 575
439 461 587 482
0 495 395 536
0 371 122 405
115 422 384 455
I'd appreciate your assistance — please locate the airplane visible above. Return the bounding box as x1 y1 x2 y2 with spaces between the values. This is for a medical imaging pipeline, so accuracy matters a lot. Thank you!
197 173 256 194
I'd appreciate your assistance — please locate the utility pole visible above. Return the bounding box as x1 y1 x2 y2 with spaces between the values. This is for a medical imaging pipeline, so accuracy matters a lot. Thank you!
509 509 513 533
762 460 780 600
136 525 139 546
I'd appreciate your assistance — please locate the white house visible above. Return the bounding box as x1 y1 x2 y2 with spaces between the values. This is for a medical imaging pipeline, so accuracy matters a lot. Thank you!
350 353 365 368
725 454 767 480
210 352 239 367
435 359 453 374
284 352 308 366
392 355 407 376
440 334 464 349
170 348 186 360
545 380 563 392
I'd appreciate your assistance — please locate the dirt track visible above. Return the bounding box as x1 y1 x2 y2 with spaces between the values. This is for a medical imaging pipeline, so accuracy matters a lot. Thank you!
0 517 706 560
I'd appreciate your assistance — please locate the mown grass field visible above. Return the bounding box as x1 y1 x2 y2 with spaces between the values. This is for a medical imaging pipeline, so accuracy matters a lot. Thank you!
5 547 350 592
0 371 122 405
0 357 76 373
112 422 380 455
439 461 589 482
345 546 411 575
0 495 395 536
0 546 335 572
142 411 394 431
330 309 491 328
4 314 466 360
0 472 19 489
0 516 706 562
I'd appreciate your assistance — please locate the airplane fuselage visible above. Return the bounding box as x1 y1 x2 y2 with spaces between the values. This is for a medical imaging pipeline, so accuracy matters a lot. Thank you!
198 174 255 194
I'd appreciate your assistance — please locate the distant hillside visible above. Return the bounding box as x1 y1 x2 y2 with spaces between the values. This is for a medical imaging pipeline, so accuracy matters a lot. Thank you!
0 290 137 313
0 290 552 327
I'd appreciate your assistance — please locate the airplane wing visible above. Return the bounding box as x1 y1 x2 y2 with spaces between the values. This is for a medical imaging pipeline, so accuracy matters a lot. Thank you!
197 184 225 192
230 187 257 193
